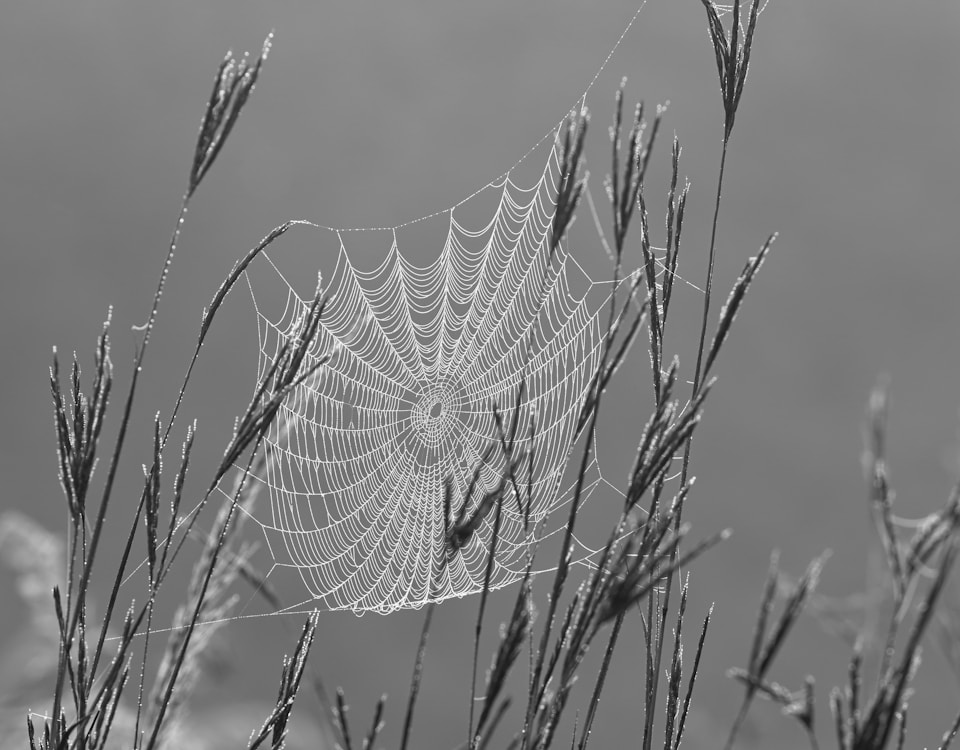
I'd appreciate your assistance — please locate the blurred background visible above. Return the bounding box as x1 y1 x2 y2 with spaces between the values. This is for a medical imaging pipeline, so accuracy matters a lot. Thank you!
1 1 959 747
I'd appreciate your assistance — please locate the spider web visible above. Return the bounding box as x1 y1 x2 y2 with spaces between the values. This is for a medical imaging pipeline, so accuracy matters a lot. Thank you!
201 0 748 617
243 141 624 614
225 0 746 617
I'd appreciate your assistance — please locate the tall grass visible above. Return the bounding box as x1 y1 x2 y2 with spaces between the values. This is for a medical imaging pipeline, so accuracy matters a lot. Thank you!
18 1 960 748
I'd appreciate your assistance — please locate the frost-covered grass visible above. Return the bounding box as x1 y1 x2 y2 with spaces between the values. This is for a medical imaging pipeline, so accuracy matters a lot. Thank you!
11 1 960 748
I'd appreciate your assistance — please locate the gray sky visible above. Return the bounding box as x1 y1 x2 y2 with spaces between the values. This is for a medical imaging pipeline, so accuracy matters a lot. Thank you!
1 1 959 747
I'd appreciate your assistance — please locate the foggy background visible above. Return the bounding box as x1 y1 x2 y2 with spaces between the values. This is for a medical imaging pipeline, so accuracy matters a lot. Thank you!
1 1 959 747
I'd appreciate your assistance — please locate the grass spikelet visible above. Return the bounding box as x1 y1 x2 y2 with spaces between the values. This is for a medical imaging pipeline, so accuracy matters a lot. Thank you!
660 136 688 326
550 110 589 258
576 611 624 750
856 542 956 749
894 707 908 750
674 604 713 750
474 577 532 747
191 34 273 197
725 551 828 750
939 707 960 750
144 415 162 587
335 688 354 750
862 382 908 605
699 0 764 138
467 486 508 748
596 526 729 629
363 695 386 750
477 698 512 750
832 686 849 750
701 233 775 381
247 614 318 750
664 577 692 747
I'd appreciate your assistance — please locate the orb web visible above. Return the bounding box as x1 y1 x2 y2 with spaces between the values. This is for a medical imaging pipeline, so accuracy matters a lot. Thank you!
242 135 634 615
229 0 716 616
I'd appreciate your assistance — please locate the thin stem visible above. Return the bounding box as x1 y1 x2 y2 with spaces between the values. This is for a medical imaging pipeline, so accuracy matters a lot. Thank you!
400 603 436 750
576 610 625 749
132 596 157 744
724 697 751 750
468 497 504 749
691 135 729 405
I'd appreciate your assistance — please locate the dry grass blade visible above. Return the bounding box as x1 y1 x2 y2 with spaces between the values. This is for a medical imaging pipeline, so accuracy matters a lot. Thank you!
848 646 863 736
446 464 514 554
662 578 689 750
939 707 960 750
673 605 713 750
733 0 763 116
862 383 908 605
748 552 781 692
158 423 195 579
607 81 660 253
49 314 112 523
626 386 710 511
829 643 864 747
363 695 386 750
905 488 960 580
467 494 506 749
699 0 764 137
216 287 326 482
476 698 512 750
894 708 907 750
550 111 589 259
856 542 957 750
199 221 315 345
335 688 354 750
144 416 162 587
785 677 817 747
474 577 532 746
701 0 729 91
247 614 318 750
597 527 729 628
661 136 688 326
491 396 529 519
576 610 625 750
725 552 828 750
757 554 828 679
637 191 664 402
832 687 850 750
